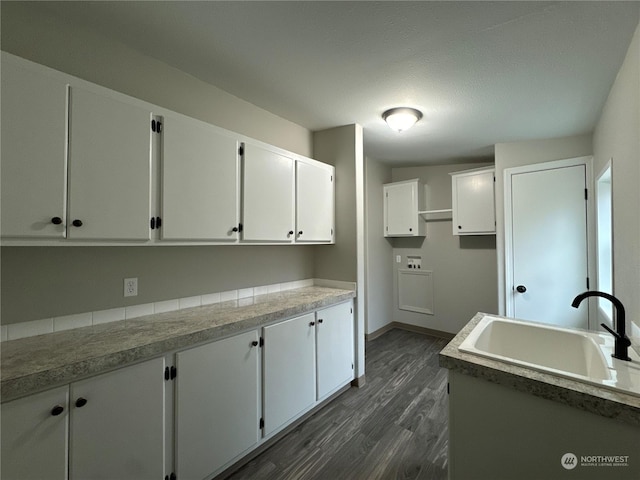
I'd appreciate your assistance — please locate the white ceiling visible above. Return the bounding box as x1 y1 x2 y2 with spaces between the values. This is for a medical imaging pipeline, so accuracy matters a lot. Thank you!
33 1 640 165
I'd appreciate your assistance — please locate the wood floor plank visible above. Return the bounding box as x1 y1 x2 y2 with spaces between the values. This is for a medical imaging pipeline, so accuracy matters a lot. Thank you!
224 328 450 480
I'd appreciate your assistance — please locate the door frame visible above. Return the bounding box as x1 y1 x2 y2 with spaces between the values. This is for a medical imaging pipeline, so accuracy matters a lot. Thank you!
503 156 596 328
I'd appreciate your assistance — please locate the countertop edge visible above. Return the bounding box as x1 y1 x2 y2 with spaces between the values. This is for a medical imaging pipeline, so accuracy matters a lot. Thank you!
1 288 355 403
439 312 640 427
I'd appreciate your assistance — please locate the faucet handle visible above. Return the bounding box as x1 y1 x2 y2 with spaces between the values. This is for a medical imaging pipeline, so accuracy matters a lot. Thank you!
600 323 632 346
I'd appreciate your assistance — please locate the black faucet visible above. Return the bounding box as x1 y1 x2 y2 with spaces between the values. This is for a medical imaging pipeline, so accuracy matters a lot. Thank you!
571 291 631 361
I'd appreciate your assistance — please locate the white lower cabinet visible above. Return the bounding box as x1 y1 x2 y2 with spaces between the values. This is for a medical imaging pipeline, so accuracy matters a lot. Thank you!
1 357 166 480
1 302 354 479
1 386 69 480
316 302 355 400
69 357 166 480
263 313 317 436
175 330 261 480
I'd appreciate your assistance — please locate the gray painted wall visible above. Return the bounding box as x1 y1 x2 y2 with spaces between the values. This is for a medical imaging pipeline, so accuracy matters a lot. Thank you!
390 163 498 335
592 21 640 338
0 3 317 325
364 157 393 334
313 126 358 283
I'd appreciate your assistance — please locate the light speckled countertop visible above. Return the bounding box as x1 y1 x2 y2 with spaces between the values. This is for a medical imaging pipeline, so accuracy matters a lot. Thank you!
440 312 640 427
1 286 355 403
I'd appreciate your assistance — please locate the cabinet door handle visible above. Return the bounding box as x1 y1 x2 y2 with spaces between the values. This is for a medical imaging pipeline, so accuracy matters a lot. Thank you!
251 340 258 347
409 228 412 232
458 225 462 230
298 230 303 236
75 397 88 408
232 226 238 232
72 219 83 227
309 321 315 326
51 216 63 225
288 230 294 236
516 285 527 293
318 319 323 324
51 405 65 416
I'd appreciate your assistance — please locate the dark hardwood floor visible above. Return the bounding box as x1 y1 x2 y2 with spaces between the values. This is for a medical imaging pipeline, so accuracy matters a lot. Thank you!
226 329 450 480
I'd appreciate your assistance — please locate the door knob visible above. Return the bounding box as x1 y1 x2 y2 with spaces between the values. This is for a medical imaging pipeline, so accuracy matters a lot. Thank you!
516 285 527 293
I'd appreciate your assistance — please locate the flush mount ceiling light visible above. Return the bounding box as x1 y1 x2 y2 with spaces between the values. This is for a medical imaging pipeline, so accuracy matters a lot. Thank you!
382 107 423 132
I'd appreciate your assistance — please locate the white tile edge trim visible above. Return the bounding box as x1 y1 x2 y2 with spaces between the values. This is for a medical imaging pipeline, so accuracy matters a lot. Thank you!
2 278 354 341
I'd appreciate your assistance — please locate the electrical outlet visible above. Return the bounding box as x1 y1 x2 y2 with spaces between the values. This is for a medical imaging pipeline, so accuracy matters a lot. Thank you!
124 277 138 297
396 255 402 263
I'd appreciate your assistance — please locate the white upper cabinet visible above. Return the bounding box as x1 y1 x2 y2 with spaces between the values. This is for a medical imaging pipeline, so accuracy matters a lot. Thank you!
296 160 334 243
161 114 240 241
242 143 295 242
383 179 426 237
1 53 334 246
67 87 152 241
1 54 68 239
451 167 496 235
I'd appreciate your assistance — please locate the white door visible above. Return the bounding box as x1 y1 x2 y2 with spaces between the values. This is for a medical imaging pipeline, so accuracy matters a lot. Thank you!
175 330 260 480
1 55 68 238
296 161 334 242
506 161 589 328
1 386 69 480
68 87 152 240
162 114 240 241
242 144 295 242
69 357 165 480
316 301 354 400
263 313 316 436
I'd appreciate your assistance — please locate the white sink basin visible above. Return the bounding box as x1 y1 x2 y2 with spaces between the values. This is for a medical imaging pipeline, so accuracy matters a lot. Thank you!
459 315 640 397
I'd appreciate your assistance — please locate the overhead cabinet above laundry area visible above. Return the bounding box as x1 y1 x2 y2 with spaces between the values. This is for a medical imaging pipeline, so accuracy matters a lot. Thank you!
0 52 335 246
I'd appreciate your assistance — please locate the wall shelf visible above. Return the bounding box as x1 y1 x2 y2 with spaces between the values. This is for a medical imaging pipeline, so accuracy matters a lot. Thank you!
419 209 452 220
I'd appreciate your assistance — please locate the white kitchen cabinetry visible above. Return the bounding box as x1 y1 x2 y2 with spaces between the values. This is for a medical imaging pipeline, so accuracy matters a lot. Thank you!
1 358 166 480
67 87 152 241
296 160 334 242
1 386 69 480
316 301 355 400
263 313 317 436
161 113 241 241
383 179 426 237
175 330 261 480
450 167 495 235
1 54 69 239
242 143 296 242
69 357 166 480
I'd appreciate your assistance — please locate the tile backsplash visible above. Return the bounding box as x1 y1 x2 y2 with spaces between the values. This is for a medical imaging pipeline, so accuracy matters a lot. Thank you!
3 279 317 342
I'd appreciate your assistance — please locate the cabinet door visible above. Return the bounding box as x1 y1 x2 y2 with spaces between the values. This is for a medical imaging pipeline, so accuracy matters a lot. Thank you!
296 161 334 242
1 386 69 480
316 301 355 400
384 182 418 236
176 330 260 479
68 87 152 240
69 357 165 480
452 170 495 235
1 55 68 238
162 114 240 241
263 313 316 436
242 144 295 242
